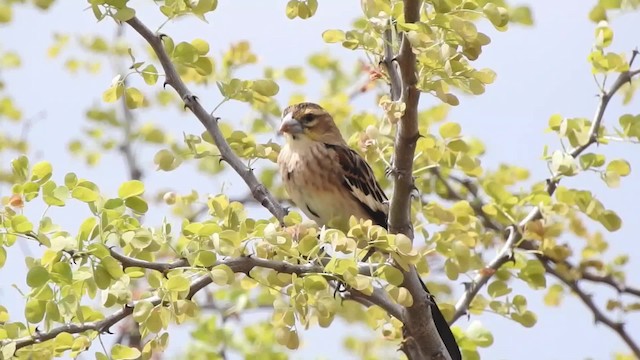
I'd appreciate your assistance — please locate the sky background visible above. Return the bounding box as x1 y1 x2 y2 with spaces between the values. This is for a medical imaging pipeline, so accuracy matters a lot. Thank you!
1 0 640 359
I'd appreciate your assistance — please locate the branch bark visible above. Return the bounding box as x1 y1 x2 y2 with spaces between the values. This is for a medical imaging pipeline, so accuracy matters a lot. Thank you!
2 249 385 352
445 52 640 356
6 275 212 351
382 1 458 359
387 1 421 239
125 16 287 224
540 258 640 357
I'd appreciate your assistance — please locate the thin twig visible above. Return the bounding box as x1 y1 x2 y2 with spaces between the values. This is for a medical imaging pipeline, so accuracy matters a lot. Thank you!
580 272 640 297
540 258 640 357
115 25 144 181
447 54 640 355
125 16 287 224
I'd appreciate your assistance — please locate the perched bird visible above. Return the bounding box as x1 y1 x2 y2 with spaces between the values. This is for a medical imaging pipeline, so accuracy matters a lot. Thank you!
277 102 461 360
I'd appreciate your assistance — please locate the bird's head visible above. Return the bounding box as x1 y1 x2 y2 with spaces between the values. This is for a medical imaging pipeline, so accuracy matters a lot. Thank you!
279 102 344 145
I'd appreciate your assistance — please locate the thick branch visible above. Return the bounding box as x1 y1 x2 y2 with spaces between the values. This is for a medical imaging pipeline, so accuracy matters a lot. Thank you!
7 274 212 351
3 249 384 351
383 1 456 359
109 247 378 276
346 287 404 320
387 0 421 239
125 16 287 223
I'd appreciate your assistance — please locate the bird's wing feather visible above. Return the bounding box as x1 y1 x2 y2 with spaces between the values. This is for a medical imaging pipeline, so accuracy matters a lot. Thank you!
325 144 388 228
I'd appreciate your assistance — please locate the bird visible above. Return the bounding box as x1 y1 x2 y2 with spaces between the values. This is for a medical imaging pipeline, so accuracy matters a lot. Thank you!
276 102 461 360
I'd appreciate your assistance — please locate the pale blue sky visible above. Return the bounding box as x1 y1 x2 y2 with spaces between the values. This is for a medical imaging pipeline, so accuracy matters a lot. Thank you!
1 1 639 359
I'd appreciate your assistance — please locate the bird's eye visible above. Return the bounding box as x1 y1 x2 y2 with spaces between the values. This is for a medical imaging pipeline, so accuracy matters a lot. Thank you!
301 113 315 124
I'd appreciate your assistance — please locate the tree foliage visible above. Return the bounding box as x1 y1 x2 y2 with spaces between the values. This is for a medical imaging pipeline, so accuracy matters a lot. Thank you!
1 0 640 359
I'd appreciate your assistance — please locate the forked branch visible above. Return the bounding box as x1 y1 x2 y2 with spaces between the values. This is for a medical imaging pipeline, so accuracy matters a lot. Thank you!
125 16 287 223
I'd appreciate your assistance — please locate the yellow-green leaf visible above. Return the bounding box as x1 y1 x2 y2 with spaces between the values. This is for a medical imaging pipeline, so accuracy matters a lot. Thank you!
118 180 144 199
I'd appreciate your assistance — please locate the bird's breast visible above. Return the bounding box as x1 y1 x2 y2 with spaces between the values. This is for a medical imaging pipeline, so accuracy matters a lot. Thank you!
277 141 359 228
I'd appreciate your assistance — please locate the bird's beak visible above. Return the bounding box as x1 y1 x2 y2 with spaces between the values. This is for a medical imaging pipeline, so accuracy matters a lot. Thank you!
278 114 303 135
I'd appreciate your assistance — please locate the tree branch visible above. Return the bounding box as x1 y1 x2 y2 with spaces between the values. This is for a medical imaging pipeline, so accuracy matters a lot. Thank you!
446 52 640 355
382 1 457 359
580 272 640 297
7 274 212 351
451 226 517 323
109 247 378 277
3 249 385 352
521 62 640 226
387 0 420 239
116 24 143 182
345 287 404 321
125 16 287 224
540 258 640 357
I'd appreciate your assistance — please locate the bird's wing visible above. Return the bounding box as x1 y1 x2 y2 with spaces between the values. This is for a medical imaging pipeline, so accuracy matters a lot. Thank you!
325 143 388 228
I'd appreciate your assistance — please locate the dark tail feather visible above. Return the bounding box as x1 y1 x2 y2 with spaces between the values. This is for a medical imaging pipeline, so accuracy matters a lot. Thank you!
419 277 462 360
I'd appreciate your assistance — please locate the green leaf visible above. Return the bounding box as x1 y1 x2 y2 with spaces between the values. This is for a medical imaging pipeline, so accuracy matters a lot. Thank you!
192 0 218 15
111 344 141 360
102 83 124 103
133 301 154 322
154 149 181 171
11 155 29 182
439 122 461 138
71 185 99 203
510 6 533 26
322 29 345 43
113 7 135 21
125 87 144 109
26 266 50 288
118 180 144 199
600 210 622 231
101 256 124 279
579 153 605 169
210 264 234 285
251 79 279 96
51 262 73 285
194 57 214 75
141 64 158 85
173 42 198 64
285 0 298 18
511 310 537 328
191 38 210 55
550 151 578 176
31 161 52 184
125 196 149 214
194 251 217 267
11 215 33 233
466 320 494 347
283 67 306 84
595 21 614 49
64 172 78 189
606 159 631 176
25 299 46 323
166 275 190 292
483 3 509 29
487 280 511 297
376 265 404 286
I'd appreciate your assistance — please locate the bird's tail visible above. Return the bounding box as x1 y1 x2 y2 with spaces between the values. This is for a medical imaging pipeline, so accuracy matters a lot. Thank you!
419 277 462 360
